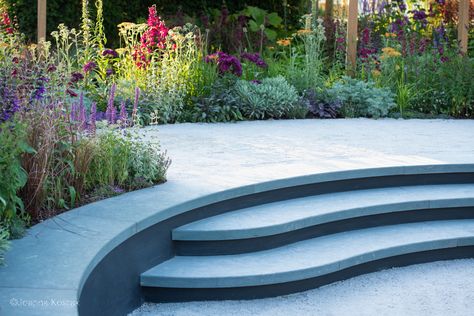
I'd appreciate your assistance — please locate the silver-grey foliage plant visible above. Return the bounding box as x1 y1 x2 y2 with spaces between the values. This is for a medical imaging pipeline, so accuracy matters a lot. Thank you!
328 76 396 118
234 76 301 119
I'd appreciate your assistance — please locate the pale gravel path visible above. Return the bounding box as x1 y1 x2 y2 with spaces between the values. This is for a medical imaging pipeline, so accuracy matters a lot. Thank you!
131 259 474 316
133 119 474 316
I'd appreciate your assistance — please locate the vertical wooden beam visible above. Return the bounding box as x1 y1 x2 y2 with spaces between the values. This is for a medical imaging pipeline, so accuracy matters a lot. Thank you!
37 0 47 42
458 0 469 54
346 0 358 75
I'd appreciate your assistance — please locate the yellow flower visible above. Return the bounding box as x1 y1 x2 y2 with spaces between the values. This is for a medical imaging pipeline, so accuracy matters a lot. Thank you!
297 29 312 36
384 32 397 38
115 48 127 55
381 47 401 60
277 38 291 47
371 69 381 77
117 22 137 30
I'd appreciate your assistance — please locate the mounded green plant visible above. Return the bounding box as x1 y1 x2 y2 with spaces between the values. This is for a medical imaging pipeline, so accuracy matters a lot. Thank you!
0 120 32 239
84 127 170 191
328 76 396 118
190 76 244 123
234 76 302 119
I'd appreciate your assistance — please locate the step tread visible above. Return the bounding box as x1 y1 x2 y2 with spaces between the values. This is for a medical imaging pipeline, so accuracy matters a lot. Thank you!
173 184 474 241
142 220 474 288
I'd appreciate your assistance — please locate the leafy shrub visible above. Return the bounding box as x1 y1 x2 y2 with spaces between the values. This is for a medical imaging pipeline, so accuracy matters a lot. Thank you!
234 76 301 119
84 128 170 191
0 120 31 239
303 89 342 118
328 77 396 118
190 76 244 122
0 228 9 265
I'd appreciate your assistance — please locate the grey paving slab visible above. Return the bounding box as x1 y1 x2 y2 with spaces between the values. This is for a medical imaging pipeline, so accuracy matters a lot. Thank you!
173 184 474 241
141 220 474 288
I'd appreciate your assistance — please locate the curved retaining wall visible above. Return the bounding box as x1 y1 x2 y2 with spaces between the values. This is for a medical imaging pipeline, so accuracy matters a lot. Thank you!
0 164 473 316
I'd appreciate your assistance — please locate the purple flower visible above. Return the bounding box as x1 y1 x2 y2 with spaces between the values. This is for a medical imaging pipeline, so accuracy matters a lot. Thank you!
33 85 46 100
106 68 114 77
47 64 57 73
83 61 97 73
241 52 268 69
436 0 445 5
132 87 140 123
102 49 118 58
70 102 77 122
89 102 97 134
412 10 427 21
399 3 407 11
206 52 242 77
1 85 20 122
106 83 117 124
119 101 128 127
70 72 84 83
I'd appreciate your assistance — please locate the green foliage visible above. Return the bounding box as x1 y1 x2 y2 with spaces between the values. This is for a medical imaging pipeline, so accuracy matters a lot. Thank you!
84 128 170 191
190 76 244 123
0 121 31 239
234 76 302 119
0 227 9 265
139 25 214 124
243 6 283 41
379 52 474 118
329 77 396 118
269 19 326 92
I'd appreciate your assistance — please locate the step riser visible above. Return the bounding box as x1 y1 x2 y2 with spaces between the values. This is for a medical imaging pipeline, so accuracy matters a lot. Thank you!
174 173 474 241
175 206 474 256
142 245 474 303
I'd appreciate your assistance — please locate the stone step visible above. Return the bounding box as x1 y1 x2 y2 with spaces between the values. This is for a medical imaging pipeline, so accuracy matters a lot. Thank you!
172 184 474 255
141 220 474 302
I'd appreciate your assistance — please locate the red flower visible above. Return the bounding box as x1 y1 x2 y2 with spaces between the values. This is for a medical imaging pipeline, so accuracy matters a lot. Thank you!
133 5 170 69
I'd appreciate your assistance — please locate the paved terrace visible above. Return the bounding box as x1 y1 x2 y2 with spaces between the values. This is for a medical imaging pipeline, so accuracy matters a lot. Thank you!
1 118 473 315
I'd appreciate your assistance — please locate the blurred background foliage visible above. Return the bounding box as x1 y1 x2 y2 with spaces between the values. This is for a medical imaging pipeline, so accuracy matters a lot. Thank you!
4 0 310 46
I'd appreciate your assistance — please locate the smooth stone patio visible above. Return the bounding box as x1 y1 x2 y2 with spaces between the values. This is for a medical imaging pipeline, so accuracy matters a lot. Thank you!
1 119 473 315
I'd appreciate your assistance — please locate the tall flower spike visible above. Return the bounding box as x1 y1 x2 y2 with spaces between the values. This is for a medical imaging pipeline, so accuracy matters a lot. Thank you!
78 93 86 130
106 83 117 124
132 87 140 125
70 102 77 122
89 102 97 135
119 101 128 127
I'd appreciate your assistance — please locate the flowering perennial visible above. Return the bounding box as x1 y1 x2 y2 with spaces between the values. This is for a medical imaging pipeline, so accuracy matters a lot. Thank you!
205 52 242 77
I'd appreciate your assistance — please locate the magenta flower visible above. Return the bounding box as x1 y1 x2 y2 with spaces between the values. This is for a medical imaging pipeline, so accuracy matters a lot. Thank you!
102 49 118 58
241 52 268 69
206 52 242 77
83 61 97 73
70 72 84 83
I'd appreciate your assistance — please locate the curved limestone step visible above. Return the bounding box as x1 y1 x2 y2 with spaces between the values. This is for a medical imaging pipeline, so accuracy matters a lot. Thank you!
173 184 474 254
142 220 474 301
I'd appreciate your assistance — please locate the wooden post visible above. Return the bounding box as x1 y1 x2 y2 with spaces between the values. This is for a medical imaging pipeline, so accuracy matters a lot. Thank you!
346 0 358 75
37 0 47 42
458 0 469 54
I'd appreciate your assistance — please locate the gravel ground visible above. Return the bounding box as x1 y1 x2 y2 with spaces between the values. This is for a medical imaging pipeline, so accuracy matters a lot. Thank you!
132 119 474 316
130 259 474 316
